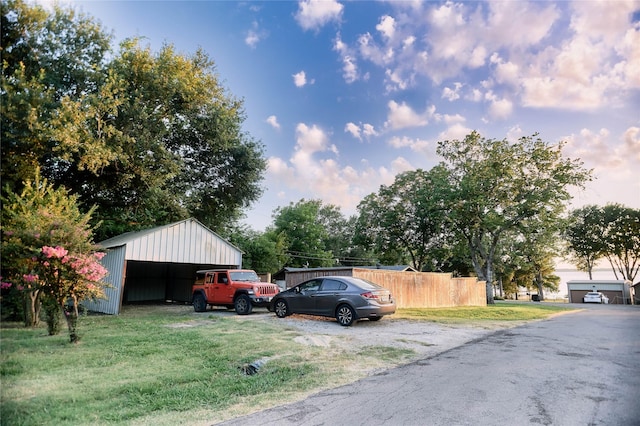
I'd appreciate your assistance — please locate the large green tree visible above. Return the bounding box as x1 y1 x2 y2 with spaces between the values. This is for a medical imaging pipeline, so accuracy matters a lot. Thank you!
601 204 640 282
564 205 608 279
564 204 640 282
1 0 112 193
355 167 452 271
436 131 591 304
271 199 339 268
1 0 266 241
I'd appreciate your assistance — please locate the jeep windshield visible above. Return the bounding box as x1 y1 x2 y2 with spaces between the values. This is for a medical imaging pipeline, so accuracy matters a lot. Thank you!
230 271 260 282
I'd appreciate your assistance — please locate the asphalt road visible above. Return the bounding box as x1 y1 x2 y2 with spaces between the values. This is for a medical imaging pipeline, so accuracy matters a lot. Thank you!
218 304 640 426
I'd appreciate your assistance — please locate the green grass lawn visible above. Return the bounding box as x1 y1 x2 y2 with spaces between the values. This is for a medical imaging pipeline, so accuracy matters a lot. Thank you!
395 302 575 323
1 302 574 425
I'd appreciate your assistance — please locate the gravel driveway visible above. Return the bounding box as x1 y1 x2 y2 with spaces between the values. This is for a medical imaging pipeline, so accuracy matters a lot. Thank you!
221 309 525 363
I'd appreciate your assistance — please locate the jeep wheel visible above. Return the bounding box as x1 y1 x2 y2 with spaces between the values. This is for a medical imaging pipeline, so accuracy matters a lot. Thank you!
193 294 207 312
234 294 253 315
274 299 289 318
336 304 355 326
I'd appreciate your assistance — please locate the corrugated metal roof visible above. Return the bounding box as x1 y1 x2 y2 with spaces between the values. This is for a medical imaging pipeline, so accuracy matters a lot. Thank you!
97 218 242 266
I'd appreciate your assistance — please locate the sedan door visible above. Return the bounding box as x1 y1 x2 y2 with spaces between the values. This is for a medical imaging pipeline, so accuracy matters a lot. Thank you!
288 279 322 314
314 278 348 316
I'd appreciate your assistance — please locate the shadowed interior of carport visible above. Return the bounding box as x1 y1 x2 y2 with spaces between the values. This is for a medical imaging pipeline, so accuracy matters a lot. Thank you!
122 260 236 304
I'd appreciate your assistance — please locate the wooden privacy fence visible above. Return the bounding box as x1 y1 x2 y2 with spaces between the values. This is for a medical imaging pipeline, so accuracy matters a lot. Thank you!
279 267 486 308
351 269 486 308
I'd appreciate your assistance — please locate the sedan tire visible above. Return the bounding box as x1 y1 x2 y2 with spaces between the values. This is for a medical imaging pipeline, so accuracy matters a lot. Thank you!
336 304 355 326
274 299 289 318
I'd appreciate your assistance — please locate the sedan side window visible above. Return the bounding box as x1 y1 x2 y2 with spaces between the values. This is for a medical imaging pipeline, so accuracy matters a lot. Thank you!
299 279 321 293
320 279 347 291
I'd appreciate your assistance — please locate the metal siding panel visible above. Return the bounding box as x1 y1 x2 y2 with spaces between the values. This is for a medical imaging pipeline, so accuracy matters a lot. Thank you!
83 246 126 314
116 218 242 266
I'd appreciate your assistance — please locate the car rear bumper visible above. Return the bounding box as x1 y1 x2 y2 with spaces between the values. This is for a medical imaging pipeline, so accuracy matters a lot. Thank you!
356 302 396 318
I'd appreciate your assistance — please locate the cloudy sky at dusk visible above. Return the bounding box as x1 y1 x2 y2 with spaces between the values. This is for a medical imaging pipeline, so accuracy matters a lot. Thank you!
57 0 640 230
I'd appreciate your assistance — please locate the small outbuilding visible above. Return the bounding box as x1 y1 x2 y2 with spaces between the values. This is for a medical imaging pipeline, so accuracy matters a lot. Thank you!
567 280 633 304
84 218 242 314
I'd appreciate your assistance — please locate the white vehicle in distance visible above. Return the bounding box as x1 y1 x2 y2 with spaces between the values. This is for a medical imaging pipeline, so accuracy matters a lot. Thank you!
582 292 609 304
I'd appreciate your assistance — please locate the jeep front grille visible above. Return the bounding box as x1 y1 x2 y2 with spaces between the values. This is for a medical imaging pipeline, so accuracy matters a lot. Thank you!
257 285 278 295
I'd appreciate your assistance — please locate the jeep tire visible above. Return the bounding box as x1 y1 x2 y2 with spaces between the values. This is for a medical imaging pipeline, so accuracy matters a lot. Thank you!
234 294 253 315
193 293 207 312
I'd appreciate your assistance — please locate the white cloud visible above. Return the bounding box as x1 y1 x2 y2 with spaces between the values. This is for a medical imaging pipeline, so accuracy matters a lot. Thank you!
362 123 378 138
384 100 433 129
293 70 314 87
376 15 396 40
345 122 361 139
334 33 359 83
266 122 417 213
484 91 513 120
244 21 267 48
622 126 640 162
295 0 343 31
266 115 280 130
345 122 378 140
388 136 431 155
437 123 474 142
442 82 462 101
563 126 640 209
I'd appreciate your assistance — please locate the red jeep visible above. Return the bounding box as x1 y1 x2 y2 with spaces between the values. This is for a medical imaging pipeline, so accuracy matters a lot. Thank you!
191 269 279 315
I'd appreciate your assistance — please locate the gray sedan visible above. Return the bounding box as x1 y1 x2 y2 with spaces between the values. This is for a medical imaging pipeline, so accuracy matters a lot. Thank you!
270 276 396 326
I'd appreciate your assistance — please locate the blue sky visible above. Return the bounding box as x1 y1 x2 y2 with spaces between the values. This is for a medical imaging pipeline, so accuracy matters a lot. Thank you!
56 1 640 230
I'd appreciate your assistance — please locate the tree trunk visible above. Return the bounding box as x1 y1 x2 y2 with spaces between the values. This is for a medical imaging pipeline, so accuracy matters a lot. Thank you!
64 295 80 343
23 289 41 327
535 271 545 301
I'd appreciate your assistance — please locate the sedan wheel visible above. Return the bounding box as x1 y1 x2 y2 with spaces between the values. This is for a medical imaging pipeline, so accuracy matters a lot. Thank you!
336 304 355 326
274 300 289 318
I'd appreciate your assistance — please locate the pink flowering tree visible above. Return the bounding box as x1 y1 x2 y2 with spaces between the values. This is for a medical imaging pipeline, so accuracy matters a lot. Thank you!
38 246 108 341
2 169 109 342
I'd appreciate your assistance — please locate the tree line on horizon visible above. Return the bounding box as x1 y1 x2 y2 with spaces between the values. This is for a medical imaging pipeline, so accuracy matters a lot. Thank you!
2 1 638 310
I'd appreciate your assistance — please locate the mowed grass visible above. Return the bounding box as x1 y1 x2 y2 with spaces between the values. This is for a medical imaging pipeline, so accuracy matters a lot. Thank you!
395 301 575 323
1 302 573 425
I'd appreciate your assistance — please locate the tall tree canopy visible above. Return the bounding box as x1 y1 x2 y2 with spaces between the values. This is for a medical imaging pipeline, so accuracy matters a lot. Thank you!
271 199 342 268
1 0 266 240
565 204 640 282
564 205 608 279
436 131 591 303
355 167 453 271
600 204 640 282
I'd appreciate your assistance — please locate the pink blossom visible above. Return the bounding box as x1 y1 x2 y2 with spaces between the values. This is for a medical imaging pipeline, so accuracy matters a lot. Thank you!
94 252 106 260
23 274 39 283
1 282 12 290
17 285 24 291
41 245 68 259
4 230 13 236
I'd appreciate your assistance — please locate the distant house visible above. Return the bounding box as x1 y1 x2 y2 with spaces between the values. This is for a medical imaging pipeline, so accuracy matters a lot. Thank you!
84 218 242 314
566 280 633 304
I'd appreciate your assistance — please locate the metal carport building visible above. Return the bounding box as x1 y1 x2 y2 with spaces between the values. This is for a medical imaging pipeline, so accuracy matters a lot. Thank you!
84 218 242 314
